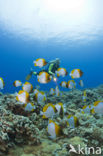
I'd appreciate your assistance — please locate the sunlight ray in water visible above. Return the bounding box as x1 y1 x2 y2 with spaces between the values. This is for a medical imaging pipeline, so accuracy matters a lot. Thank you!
0 0 103 44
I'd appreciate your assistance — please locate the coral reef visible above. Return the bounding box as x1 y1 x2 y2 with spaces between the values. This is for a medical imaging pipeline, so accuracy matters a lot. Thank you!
0 85 103 156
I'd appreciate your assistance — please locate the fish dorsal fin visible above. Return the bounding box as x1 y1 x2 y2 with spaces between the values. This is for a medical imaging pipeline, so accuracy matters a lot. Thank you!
55 123 61 136
19 90 24 94
31 102 34 107
43 104 49 112
89 105 91 108
40 91 44 95
25 82 29 85
68 115 72 119
49 119 53 124
93 101 101 107
82 105 87 109
58 102 63 106
57 68 61 72
90 108 95 114
71 69 75 75
84 91 86 96
74 116 78 126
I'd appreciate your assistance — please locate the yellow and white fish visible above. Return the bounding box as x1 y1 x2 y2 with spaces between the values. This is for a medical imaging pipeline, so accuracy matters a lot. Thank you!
13 80 22 87
70 69 83 79
81 105 93 114
55 86 60 96
55 102 64 117
56 68 68 77
47 120 61 139
91 101 103 115
40 103 56 119
60 81 68 88
33 58 47 68
22 82 33 93
16 90 30 104
23 102 36 112
67 115 78 128
50 88 55 95
34 91 46 104
67 80 76 89
79 80 84 87
0 77 4 89
83 90 87 102
33 89 39 95
37 71 52 84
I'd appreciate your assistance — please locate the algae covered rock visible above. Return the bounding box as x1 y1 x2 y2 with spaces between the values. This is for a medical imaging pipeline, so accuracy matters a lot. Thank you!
0 86 103 155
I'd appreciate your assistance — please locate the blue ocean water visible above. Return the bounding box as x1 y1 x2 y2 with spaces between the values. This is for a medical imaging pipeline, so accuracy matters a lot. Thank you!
0 0 103 93
0 29 103 94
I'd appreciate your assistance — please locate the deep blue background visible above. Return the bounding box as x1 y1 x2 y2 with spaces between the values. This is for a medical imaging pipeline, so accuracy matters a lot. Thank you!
0 29 103 93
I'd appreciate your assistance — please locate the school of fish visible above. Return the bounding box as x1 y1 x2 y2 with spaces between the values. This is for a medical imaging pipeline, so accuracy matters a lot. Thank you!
0 58 103 139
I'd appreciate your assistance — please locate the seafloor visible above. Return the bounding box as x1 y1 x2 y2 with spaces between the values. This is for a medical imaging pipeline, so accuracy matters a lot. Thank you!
0 85 103 156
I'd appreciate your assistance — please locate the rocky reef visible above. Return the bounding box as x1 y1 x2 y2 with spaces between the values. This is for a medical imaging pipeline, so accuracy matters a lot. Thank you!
0 85 103 156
